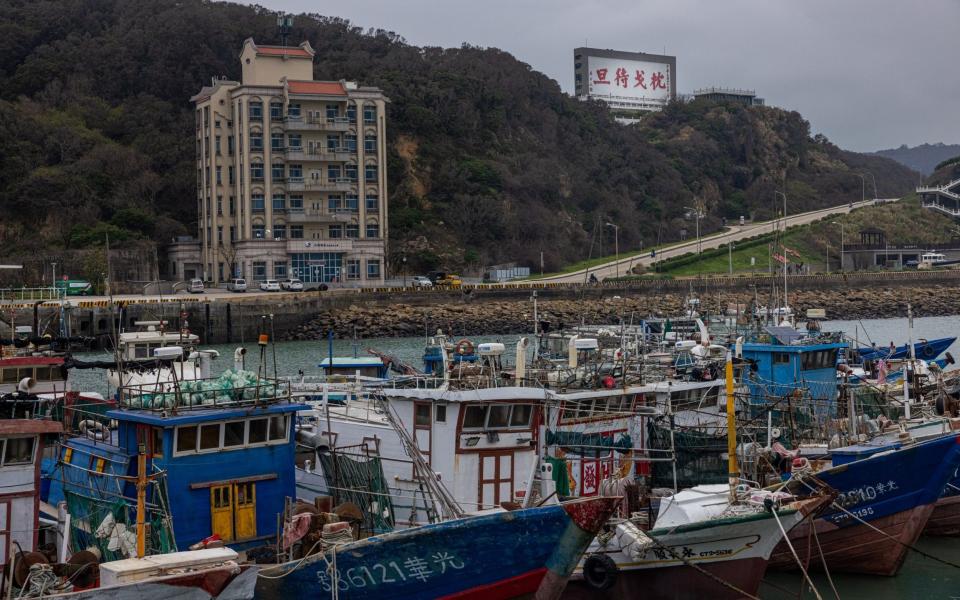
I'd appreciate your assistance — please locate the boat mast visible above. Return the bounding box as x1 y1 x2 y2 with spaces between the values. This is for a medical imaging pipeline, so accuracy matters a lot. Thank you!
725 351 739 501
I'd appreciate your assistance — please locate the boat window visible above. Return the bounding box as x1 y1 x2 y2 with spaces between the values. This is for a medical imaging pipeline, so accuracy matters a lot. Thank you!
574 399 593 419
487 405 511 428
462 406 487 430
151 428 164 457
134 344 149 359
414 404 431 426
1 369 17 384
268 416 287 441
248 418 268 444
223 421 245 447
773 352 790 365
176 426 198 453
510 404 532 427
199 423 221 451
34 367 50 381
435 405 447 423
3 437 34 465
592 397 609 416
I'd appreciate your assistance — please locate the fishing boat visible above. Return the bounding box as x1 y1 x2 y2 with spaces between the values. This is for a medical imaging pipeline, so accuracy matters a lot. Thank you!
768 431 960 575
855 336 955 362
255 496 620 600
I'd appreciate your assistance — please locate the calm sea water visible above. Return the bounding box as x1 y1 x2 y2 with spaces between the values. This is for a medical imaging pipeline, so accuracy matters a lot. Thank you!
67 317 960 597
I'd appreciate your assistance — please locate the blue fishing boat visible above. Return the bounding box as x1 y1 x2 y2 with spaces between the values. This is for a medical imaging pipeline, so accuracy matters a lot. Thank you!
770 431 960 575
255 496 619 600
856 336 955 361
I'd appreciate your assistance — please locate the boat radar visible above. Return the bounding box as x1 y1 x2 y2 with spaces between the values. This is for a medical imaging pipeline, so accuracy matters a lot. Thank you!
153 346 185 359
477 342 506 356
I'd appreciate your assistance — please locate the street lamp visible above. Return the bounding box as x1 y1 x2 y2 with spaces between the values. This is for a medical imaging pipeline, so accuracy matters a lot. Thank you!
832 221 844 271
682 206 703 255
865 171 878 200
728 243 735 275
856 173 865 206
402 255 407 287
774 190 788 307
605 222 620 278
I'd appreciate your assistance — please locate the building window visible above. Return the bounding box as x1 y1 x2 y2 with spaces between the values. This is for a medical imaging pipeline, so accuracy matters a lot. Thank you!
215 166 222 185
274 262 287 279
249 101 262 120
227 135 234 155
291 225 304 239
326 104 338 120
366 223 379 238
288 103 301 118
345 223 359 238
345 134 357 152
229 225 235 242
250 164 264 181
289 194 303 212
366 259 381 279
252 194 265 212
217 195 223 215
270 101 282 120
346 259 360 280
215 135 221 154
329 225 343 239
346 194 359 212
363 104 376 123
272 194 286 211
364 135 376 153
326 135 338 151
345 164 358 182
217 225 223 243
273 224 286 239
229 196 236 215
271 132 284 151
271 163 285 180
228 166 235 184
365 164 378 182
287 133 301 149
347 104 357 124
365 195 379 212
252 224 265 238
252 261 267 281
289 164 303 180
327 165 342 182
250 133 263 151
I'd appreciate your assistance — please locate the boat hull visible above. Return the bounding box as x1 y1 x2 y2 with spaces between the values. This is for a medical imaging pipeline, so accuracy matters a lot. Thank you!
770 433 960 575
44 565 257 599
923 493 960 536
255 497 618 600
857 336 955 361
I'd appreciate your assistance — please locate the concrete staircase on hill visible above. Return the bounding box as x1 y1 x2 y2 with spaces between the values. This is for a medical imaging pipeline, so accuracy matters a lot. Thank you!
919 177 960 217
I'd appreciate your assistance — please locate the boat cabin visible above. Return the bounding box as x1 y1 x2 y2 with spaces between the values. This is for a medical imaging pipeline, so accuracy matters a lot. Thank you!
56 381 306 552
119 321 200 361
0 420 62 585
319 357 388 380
0 356 68 396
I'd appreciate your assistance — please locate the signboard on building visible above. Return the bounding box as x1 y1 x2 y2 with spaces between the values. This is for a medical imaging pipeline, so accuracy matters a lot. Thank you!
574 48 677 118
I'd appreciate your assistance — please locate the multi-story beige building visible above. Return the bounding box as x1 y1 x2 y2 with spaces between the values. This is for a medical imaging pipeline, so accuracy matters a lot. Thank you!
171 38 389 286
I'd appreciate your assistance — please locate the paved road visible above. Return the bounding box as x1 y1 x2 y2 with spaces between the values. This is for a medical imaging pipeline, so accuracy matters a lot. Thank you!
535 199 895 283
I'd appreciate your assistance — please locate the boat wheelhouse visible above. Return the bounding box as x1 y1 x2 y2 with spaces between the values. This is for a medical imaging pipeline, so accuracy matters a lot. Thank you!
54 375 306 552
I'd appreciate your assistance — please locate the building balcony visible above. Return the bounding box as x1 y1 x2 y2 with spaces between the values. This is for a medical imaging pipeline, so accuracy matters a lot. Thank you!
283 116 352 132
284 147 354 161
285 209 356 223
285 178 355 192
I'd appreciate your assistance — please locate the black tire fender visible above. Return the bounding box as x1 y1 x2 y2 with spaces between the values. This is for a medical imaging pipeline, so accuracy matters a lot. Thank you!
582 552 618 591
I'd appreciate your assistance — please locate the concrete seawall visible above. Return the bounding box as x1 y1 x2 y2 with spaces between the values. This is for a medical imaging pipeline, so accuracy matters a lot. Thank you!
4 269 960 344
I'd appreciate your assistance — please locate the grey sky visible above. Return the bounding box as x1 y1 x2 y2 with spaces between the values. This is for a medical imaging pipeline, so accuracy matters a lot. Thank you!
259 0 959 152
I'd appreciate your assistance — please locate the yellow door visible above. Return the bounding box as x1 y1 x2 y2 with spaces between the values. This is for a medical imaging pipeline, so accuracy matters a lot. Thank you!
210 485 234 541
233 482 257 540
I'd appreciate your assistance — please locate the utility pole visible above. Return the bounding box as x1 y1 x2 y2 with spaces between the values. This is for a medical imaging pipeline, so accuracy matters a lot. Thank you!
774 191 787 309
605 223 620 278
832 221 844 272
728 243 734 275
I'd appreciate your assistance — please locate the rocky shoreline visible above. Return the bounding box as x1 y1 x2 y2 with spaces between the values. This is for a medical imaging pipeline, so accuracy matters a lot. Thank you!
285 284 960 340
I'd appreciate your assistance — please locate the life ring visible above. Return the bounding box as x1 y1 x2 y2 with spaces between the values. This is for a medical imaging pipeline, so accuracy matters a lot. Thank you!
455 339 474 355
582 553 618 590
78 419 110 441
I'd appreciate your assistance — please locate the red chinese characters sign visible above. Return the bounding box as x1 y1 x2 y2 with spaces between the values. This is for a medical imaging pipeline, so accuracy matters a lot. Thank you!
588 57 671 100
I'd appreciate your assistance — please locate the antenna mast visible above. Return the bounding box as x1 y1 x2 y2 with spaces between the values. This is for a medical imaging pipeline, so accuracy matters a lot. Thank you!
277 14 293 46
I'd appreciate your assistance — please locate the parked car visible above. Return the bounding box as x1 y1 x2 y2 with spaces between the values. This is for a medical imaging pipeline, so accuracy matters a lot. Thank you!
227 278 247 293
187 278 205 294
259 279 281 292
281 278 304 291
427 271 463 288
411 276 433 288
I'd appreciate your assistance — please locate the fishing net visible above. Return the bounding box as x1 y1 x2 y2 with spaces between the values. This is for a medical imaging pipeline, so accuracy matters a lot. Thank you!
315 453 396 534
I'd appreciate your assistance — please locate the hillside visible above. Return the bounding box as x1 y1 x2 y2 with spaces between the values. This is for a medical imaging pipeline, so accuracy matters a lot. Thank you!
0 0 920 275
874 143 960 175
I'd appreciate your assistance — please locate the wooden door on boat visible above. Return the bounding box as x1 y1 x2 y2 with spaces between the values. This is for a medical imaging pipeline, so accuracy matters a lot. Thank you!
413 402 432 477
478 451 513 510
234 481 257 540
210 485 234 541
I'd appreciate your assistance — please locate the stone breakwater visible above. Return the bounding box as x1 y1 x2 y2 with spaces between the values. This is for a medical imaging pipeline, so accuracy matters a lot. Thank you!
285 284 960 340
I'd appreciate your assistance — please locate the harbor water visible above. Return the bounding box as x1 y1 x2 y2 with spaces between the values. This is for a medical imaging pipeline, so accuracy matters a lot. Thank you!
66 316 960 598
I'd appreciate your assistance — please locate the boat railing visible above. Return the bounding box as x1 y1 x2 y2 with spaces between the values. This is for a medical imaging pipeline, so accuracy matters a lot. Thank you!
117 377 292 412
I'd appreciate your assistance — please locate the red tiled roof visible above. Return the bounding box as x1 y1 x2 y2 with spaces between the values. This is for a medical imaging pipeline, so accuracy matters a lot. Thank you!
256 45 312 58
287 81 347 96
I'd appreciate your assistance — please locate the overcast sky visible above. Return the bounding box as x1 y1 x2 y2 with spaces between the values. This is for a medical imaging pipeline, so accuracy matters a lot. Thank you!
257 0 959 152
